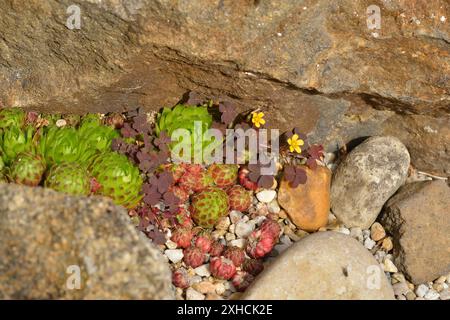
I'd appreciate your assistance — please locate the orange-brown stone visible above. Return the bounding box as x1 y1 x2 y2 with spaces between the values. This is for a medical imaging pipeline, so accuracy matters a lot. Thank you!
278 165 331 232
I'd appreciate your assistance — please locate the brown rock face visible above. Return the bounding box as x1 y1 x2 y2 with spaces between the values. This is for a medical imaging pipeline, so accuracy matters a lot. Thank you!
0 184 174 299
278 165 331 232
380 180 450 284
0 0 449 174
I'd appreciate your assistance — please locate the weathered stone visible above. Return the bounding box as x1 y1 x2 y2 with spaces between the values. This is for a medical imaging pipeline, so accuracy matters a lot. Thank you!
380 180 450 284
331 136 410 229
243 231 394 300
0 184 173 299
278 165 331 232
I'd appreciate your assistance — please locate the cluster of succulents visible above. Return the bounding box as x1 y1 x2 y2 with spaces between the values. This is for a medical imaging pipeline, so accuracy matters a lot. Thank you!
1 94 327 299
0 108 142 208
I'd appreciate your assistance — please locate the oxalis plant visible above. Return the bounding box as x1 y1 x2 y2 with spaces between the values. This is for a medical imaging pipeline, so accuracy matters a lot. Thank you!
0 94 325 247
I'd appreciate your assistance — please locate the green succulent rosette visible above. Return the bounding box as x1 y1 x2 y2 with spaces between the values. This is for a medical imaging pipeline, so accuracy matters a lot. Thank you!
0 108 26 129
77 115 119 163
89 152 143 209
45 163 91 196
156 104 221 162
0 125 36 165
10 152 46 187
39 126 84 166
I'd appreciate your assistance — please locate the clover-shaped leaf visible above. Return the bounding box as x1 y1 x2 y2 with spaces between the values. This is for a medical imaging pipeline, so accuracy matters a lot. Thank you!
284 165 307 188
219 101 237 125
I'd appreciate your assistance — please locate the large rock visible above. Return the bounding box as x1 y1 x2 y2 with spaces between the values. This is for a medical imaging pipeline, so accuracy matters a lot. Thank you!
243 231 395 300
278 165 331 232
0 1 449 175
380 180 450 284
331 136 410 229
0 184 174 299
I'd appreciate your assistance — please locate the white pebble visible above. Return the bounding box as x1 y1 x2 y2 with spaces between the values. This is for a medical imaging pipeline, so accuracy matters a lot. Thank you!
256 190 276 203
424 289 440 300
364 238 376 250
164 249 183 263
56 119 67 127
186 287 205 300
229 239 246 248
337 227 350 235
440 289 450 300
189 275 202 284
235 221 255 238
229 211 244 224
415 284 429 298
194 264 211 277
267 200 281 214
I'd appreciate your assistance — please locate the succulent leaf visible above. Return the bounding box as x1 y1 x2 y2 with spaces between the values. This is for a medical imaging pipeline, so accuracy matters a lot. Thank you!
10 152 46 186
45 163 91 196
89 152 143 208
0 108 26 129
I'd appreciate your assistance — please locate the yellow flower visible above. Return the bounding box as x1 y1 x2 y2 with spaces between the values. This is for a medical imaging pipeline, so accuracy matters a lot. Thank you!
287 134 304 154
251 112 266 128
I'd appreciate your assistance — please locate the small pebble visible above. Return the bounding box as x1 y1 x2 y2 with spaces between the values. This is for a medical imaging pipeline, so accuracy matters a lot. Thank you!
362 229 370 239
165 239 178 250
393 282 409 296
370 222 386 241
229 239 246 248
194 264 211 277
192 281 216 294
406 291 416 300
415 284 429 298
212 229 226 239
439 289 450 300
364 238 376 250
55 119 67 127
392 273 406 283
235 221 254 238
383 258 398 273
215 282 226 295
186 287 206 300
225 233 236 241
229 211 244 224
424 289 440 300
350 227 364 242
435 276 446 284
381 237 393 252
267 200 281 214
164 249 183 263
256 190 276 203
433 282 445 292
215 217 231 230
228 224 236 234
